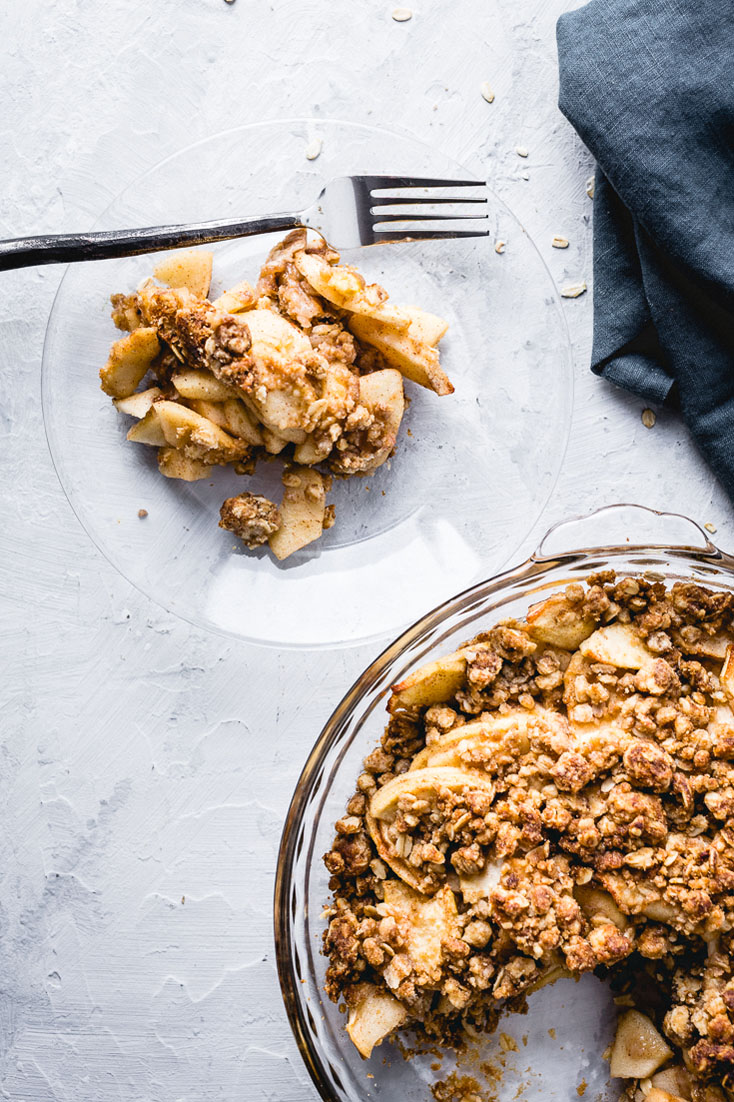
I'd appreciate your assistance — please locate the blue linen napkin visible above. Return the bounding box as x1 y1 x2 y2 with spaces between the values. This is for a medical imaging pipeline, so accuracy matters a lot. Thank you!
556 0 734 498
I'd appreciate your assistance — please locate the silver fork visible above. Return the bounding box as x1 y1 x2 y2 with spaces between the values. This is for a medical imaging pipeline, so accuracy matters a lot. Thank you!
0 175 489 272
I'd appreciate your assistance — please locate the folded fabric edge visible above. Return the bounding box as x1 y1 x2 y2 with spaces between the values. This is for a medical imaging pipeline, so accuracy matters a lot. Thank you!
594 352 675 406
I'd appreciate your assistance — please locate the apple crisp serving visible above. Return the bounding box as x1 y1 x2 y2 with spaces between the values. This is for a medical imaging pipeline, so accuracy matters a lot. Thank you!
99 234 451 560
323 573 734 1101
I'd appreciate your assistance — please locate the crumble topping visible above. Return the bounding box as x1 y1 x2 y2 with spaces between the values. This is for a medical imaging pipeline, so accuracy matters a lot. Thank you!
323 573 734 1098
219 492 281 548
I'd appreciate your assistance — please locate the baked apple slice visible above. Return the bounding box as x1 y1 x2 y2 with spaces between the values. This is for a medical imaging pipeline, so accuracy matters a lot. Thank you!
153 249 213 298
579 622 651 668
346 984 407 1059
388 649 469 713
268 467 327 561
100 327 160 398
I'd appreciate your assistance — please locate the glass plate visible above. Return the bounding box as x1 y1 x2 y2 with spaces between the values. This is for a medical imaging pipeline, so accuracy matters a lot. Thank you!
42 119 573 648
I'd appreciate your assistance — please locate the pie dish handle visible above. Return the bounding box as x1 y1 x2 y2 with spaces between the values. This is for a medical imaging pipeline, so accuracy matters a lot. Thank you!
532 503 721 562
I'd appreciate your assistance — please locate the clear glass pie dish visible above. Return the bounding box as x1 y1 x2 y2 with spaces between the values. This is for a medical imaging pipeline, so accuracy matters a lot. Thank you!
274 504 734 1102
41 117 572 649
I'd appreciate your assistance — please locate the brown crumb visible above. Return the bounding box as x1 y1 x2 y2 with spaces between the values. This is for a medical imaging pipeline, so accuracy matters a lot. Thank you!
137 508 148 518
431 1072 484 1102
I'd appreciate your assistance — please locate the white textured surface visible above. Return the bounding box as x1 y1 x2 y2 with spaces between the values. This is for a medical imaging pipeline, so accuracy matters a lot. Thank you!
1 0 731 1098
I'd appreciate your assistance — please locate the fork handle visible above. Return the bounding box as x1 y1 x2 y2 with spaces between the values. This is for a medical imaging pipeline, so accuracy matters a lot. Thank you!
0 212 304 272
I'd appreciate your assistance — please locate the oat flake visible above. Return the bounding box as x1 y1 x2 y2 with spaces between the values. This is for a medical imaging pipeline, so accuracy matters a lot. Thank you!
705 522 717 534
392 6 412 20
561 281 587 298
305 137 322 161
480 81 495 103
515 145 529 157
552 235 569 249
586 175 595 199
642 408 656 428
495 240 506 254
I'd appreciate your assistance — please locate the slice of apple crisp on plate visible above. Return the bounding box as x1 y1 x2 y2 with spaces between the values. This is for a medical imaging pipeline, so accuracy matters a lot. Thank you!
100 233 452 561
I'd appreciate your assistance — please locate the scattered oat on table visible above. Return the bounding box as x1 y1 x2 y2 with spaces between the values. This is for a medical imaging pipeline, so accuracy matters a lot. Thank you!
305 137 322 161
495 240 506 254
586 175 595 199
391 6 412 20
515 146 529 158
561 281 587 298
480 81 495 103
705 522 717 534
641 407 656 428
519 170 529 180
552 235 569 249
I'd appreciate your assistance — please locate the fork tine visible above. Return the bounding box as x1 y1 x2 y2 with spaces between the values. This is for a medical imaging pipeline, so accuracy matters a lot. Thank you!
360 175 486 192
372 195 488 207
371 229 491 241
372 212 489 223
